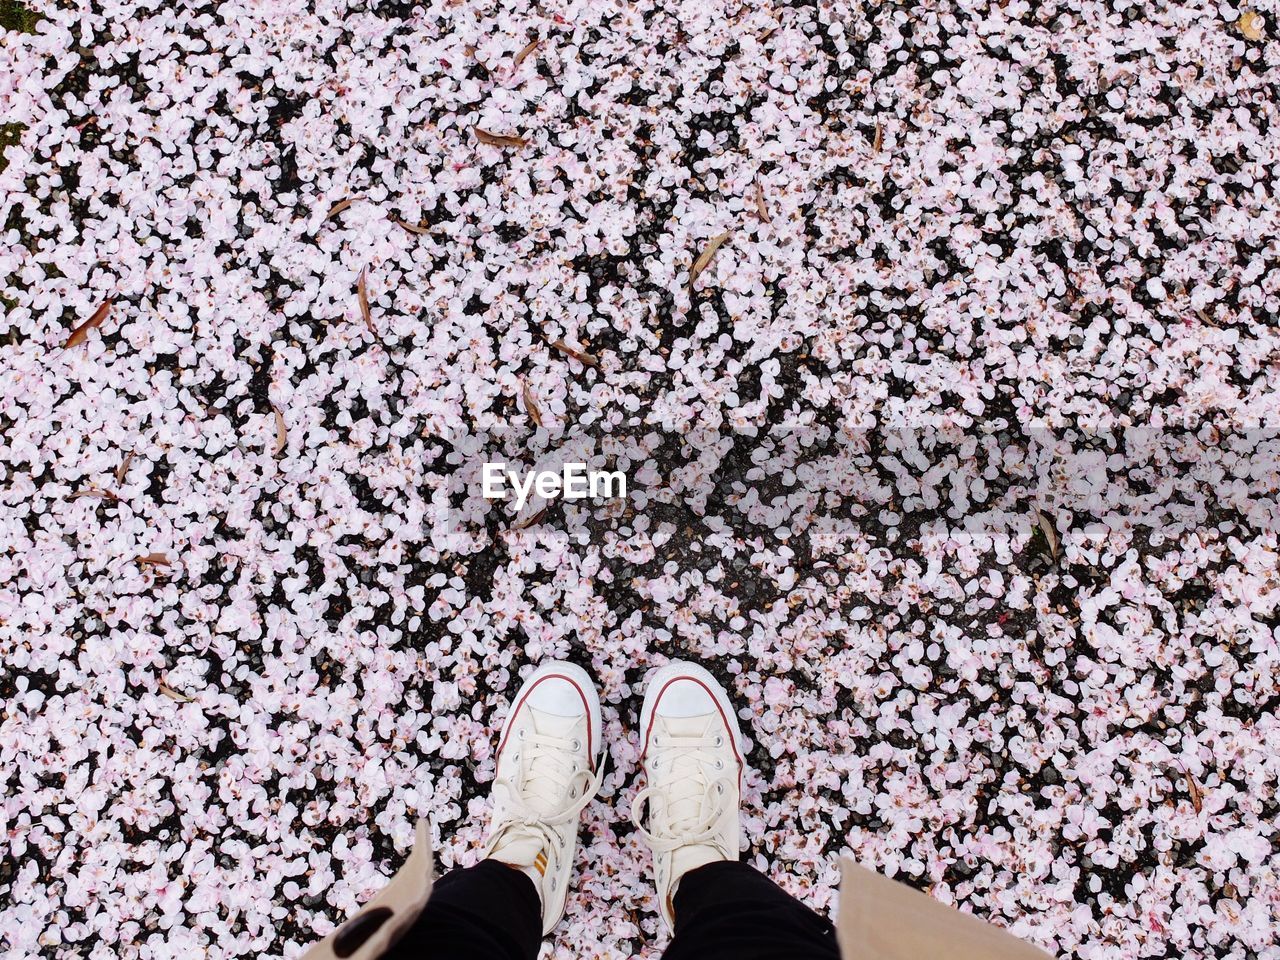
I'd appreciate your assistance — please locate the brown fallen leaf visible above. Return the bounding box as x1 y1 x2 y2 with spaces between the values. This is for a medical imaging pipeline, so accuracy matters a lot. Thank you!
1239 10 1265 40
515 505 549 530
550 339 601 370
513 39 540 68
272 407 287 456
1179 762 1204 813
475 127 528 149
115 451 135 487
358 267 374 333
136 553 171 568
390 216 430 235
1032 506 1059 559
689 230 732 290
64 298 113 349
324 196 361 221
873 120 884 152
521 379 543 427
70 487 121 503
754 183 770 224
159 683 192 703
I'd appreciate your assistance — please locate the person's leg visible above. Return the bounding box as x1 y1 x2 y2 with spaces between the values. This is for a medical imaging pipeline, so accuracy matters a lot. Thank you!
662 860 839 960
388 660 605 959
382 859 542 960
630 660 838 959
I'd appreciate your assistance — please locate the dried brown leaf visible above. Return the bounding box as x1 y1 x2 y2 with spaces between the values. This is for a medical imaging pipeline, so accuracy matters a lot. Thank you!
1179 762 1204 813
1239 10 1265 40
873 120 884 153
689 230 732 290
521 379 543 427
136 553 171 568
70 488 120 503
391 216 430 235
1187 772 1204 813
754 183 770 224
115 451 135 487
159 683 192 703
515 505 549 530
324 196 361 221
513 39 540 68
272 407 287 456
550 339 601 370
475 127 528 149
358 267 374 334
1032 506 1060 559
64 298 112 349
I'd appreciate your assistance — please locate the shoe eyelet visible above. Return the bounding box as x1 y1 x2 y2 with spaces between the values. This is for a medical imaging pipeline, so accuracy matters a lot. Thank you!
714 735 723 746
572 738 582 751
715 760 724 769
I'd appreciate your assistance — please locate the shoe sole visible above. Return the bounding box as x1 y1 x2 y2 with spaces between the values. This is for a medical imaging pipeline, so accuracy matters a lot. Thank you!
638 659 744 784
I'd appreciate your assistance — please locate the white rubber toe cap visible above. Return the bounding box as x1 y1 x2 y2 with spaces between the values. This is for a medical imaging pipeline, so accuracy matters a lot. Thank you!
526 674 590 716
650 677 717 718
500 660 603 767
640 660 744 761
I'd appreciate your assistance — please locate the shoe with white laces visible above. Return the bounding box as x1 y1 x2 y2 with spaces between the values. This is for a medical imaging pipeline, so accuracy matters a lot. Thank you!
631 660 744 931
484 661 605 935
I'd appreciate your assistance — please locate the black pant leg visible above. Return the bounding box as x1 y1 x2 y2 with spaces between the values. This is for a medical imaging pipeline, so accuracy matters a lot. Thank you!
662 860 840 960
383 859 542 960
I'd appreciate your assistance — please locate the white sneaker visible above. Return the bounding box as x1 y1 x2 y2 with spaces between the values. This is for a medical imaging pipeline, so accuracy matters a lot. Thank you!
485 661 605 935
631 660 744 931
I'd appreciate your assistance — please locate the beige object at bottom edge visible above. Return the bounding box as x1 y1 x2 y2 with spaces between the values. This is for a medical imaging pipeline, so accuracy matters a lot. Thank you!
300 819 1054 960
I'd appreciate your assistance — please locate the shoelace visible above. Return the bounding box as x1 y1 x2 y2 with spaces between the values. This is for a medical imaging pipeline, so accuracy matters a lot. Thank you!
630 732 735 855
485 731 606 867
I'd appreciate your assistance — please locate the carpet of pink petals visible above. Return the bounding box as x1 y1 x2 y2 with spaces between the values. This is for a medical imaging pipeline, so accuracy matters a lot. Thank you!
2 1 1280 958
